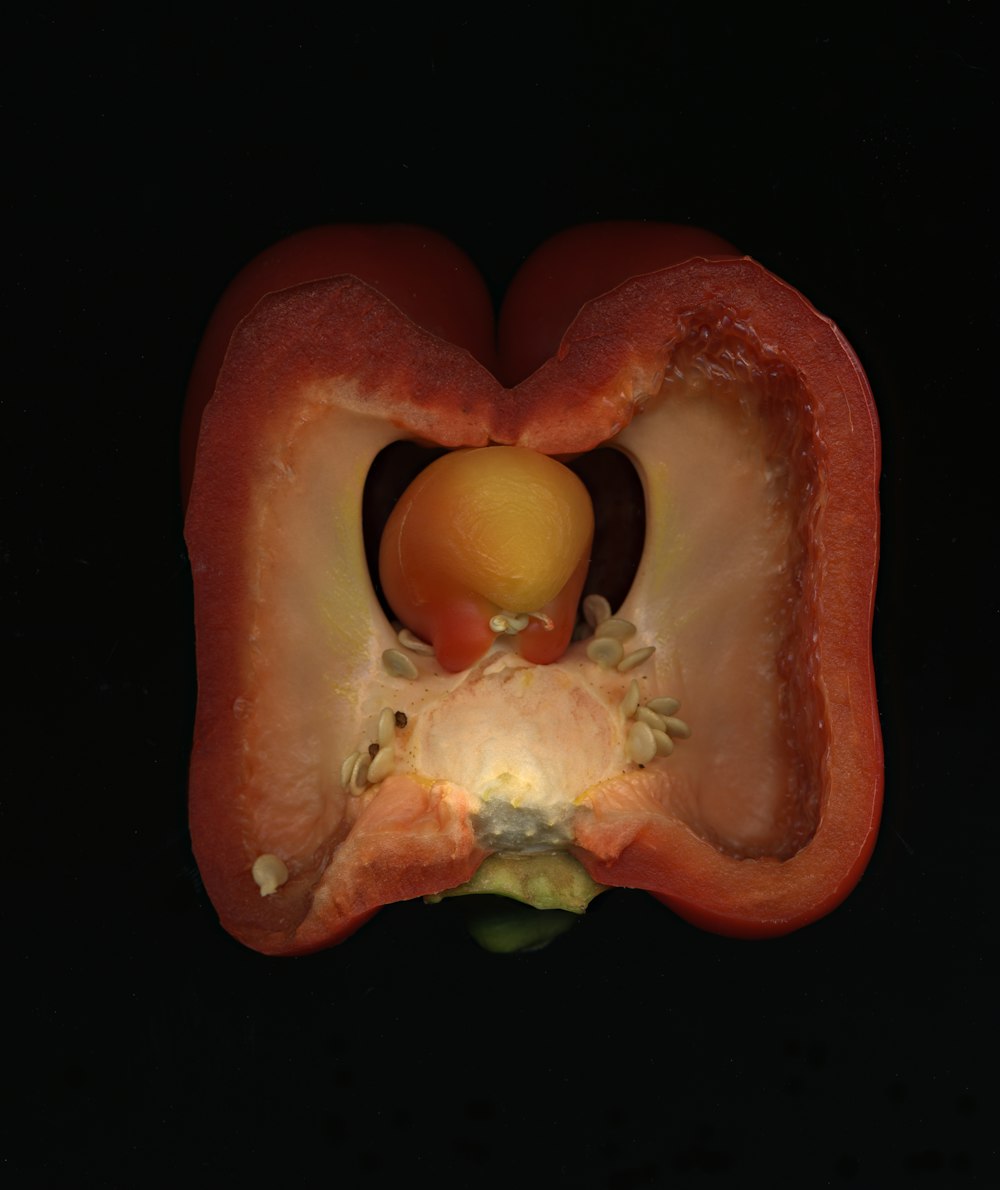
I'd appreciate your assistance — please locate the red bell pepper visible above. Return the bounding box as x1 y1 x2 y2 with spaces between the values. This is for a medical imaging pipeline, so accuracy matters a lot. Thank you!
184 222 882 953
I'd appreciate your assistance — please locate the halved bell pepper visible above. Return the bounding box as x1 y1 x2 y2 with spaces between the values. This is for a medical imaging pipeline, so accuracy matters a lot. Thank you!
184 222 882 954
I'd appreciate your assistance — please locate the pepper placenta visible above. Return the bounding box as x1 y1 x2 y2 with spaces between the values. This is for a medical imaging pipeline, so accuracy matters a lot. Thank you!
184 222 882 953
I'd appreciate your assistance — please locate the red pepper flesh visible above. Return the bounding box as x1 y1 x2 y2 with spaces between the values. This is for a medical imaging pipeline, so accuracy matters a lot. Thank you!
184 224 882 953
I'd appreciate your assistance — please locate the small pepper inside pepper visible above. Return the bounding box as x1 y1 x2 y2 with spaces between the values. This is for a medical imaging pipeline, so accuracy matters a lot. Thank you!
378 445 594 671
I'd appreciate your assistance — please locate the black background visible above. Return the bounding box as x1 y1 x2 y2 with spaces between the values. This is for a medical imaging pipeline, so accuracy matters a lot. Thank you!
9 5 996 1186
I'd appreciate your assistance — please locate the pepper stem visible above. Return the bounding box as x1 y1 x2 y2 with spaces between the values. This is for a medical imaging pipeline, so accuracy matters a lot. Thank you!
426 852 607 952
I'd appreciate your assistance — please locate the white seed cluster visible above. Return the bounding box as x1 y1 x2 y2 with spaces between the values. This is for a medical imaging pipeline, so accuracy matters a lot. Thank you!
340 705 404 796
581 595 657 673
619 679 691 765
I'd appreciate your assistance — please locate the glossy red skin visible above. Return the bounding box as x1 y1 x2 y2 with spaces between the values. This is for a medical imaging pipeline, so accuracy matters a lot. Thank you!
497 222 739 384
181 225 497 503
185 223 882 950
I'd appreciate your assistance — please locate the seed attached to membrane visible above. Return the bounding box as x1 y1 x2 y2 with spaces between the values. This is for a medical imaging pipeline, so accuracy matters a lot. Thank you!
635 705 667 731
340 750 362 789
587 637 625 668
382 648 418 680
341 706 405 795
490 611 531 635
350 754 370 795
647 696 681 717
489 609 555 636
620 678 641 719
397 628 435 655
367 746 395 785
595 617 637 642
617 646 656 673
377 707 397 748
627 721 657 765
581 600 654 674
651 729 674 756
251 854 289 897
583 596 686 766
582 594 612 629
619 686 690 767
